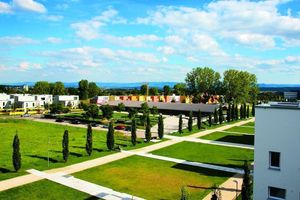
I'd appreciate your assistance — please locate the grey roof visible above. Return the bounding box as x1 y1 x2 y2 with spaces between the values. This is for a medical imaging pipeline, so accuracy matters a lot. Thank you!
107 100 219 113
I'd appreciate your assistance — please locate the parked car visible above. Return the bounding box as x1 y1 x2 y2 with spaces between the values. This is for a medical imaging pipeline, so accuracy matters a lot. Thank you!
91 122 98 127
71 120 80 124
114 125 125 130
22 113 31 117
55 118 64 122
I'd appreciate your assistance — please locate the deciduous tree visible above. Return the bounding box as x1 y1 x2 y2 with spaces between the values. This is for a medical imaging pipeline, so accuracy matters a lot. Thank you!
79 80 89 100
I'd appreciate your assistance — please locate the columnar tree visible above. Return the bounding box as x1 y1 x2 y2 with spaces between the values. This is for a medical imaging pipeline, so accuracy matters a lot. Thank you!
231 104 235 121
246 105 250 118
240 104 243 119
208 114 212 127
145 115 151 142
179 114 183 134
131 118 137 146
252 102 255 117
188 111 193 132
235 105 239 120
243 103 247 119
86 124 93 156
12 133 21 172
197 110 202 130
219 105 223 124
106 122 115 150
227 104 231 122
62 130 69 163
241 161 252 200
158 114 164 139
213 108 218 124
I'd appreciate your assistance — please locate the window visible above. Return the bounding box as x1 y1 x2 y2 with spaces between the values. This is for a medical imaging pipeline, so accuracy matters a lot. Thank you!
269 151 280 169
269 186 286 200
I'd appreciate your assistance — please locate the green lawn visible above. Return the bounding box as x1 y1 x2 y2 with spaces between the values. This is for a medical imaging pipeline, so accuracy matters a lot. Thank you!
74 155 233 200
0 118 156 181
243 122 255 127
200 131 254 145
171 119 252 137
224 126 255 134
0 180 96 200
152 142 254 169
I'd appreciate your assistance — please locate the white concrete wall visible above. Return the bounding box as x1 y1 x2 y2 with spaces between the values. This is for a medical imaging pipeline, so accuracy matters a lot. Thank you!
254 107 300 200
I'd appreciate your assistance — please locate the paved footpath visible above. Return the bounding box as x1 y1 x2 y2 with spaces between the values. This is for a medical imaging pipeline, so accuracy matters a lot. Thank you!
0 118 254 200
28 169 144 200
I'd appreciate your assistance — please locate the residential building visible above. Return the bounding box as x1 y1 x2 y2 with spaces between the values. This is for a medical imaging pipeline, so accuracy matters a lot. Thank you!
53 95 80 108
0 93 11 109
283 92 298 100
33 94 53 107
90 96 109 105
254 102 300 200
13 94 36 109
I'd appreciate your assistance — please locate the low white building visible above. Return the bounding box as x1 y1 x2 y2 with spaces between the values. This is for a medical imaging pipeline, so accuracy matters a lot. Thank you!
91 96 109 105
13 94 36 109
0 93 11 109
33 94 53 107
53 95 80 108
254 102 300 200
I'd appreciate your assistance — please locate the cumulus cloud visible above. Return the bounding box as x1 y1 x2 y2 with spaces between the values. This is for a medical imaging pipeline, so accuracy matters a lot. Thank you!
0 2 13 14
18 61 41 71
13 0 46 13
47 37 63 44
71 8 126 40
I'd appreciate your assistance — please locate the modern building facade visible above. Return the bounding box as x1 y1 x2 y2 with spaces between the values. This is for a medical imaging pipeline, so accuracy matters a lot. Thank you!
53 95 80 108
254 102 300 200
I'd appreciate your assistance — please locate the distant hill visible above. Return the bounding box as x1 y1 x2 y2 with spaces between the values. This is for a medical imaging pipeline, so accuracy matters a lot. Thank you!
1 82 300 91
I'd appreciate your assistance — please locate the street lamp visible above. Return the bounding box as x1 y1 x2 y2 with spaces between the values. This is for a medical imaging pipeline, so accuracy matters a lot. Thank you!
233 180 238 199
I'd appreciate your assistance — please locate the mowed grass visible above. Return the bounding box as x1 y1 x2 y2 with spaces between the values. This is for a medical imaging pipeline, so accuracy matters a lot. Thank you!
200 131 254 145
152 142 254 169
0 180 96 200
0 118 154 181
171 118 253 137
243 122 255 127
74 155 233 199
224 126 255 134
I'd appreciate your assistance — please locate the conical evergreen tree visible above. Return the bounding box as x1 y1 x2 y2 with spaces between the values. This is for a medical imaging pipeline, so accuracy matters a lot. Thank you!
197 110 202 130
62 130 69 163
158 114 164 139
231 104 235 121
107 121 115 150
12 133 21 172
252 102 255 117
145 114 151 142
86 124 93 156
240 104 243 119
208 114 212 127
219 105 223 124
243 103 247 119
227 104 231 122
235 105 238 120
131 118 137 146
241 160 252 200
188 111 193 132
213 108 218 124
246 105 250 118
179 114 183 134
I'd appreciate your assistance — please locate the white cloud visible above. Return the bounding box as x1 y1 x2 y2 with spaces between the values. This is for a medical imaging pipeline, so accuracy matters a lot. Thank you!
13 0 46 13
0 2 13 14
71 8 126 40
18 61 41 71
157 46 175 55
0 36 38 45
102 34 160 48
47 37 63 44
192 34 226 56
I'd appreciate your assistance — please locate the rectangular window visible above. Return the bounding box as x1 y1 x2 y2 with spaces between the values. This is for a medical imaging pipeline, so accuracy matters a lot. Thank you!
269 151 280 169
269 186 286 200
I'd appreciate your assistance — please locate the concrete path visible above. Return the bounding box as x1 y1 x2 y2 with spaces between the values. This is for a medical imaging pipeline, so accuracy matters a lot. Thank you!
122 150 244 174
28 169 144 200
202 173 243 200
238 125 254 128
165 135 254 150
220 130 254 135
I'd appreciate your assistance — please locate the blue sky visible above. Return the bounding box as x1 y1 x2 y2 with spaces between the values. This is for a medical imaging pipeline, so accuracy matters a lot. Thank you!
0 0 300 83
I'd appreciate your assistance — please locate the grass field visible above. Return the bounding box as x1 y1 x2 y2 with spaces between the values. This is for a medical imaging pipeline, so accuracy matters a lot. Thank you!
0 118 156 181
151 141 254 169
223 126 255 134
200 131 254 145
171 119 253 137
0 180 95 200
243 122 255 126
74 155 233 199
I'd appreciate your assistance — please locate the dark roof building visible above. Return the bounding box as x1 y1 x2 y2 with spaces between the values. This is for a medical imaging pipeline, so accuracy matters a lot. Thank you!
107 100 219 116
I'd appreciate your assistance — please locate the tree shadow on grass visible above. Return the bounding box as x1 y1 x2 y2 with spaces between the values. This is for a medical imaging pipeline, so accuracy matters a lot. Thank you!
26 155 59 163
84 196 100 200
216 135 254 145
0 167 11 173
187 184 241 192
50 150 83 157
171 163 233 178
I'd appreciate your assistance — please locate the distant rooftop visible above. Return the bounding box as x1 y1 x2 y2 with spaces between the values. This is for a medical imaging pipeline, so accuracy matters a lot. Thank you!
256 102 300 109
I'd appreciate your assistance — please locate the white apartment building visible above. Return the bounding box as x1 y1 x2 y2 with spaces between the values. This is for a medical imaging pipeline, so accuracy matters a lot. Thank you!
13 94 36 109
53 95 80 108
0 93 11 109
33 94 53 107
254 102 300 200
